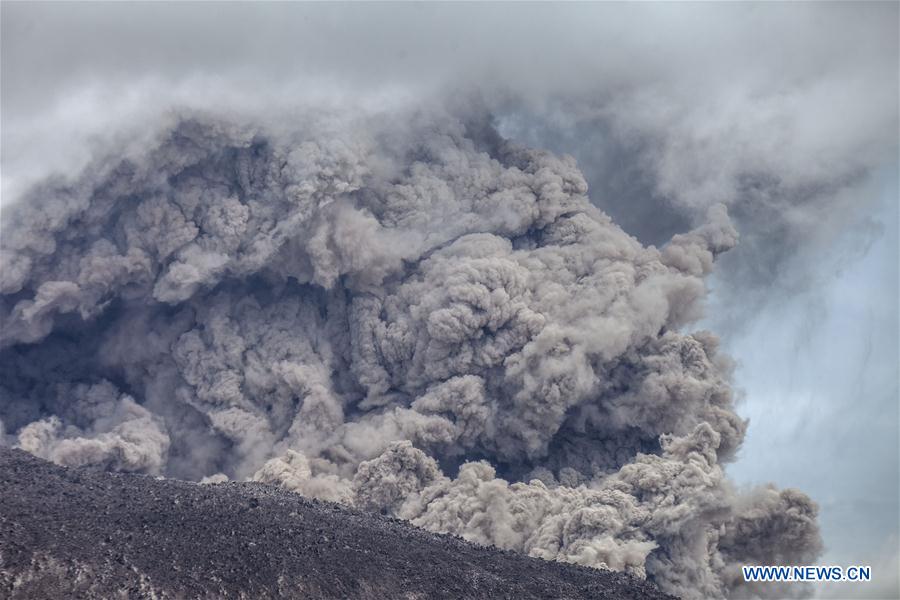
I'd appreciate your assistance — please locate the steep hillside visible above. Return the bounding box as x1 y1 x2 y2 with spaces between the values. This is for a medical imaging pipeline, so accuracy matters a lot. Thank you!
0 448 675 599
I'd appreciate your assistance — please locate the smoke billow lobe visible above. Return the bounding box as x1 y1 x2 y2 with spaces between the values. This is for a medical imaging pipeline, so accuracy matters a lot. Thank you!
0 106 821 599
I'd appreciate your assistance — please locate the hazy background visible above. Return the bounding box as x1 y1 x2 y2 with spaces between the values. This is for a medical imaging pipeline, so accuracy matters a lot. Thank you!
2 3 897 597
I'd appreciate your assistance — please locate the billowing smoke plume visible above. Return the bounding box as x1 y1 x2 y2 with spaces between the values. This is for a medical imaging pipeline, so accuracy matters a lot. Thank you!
0 105 821 598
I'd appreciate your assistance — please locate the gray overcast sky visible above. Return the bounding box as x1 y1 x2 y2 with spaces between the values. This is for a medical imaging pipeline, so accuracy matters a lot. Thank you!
2 3 898 597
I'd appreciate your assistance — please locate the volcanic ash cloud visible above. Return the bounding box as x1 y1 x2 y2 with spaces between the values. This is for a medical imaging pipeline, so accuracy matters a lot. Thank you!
0 107 821 599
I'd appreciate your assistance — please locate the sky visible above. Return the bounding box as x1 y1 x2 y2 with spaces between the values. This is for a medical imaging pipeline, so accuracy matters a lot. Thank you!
2 3 898 598
717 169 899 598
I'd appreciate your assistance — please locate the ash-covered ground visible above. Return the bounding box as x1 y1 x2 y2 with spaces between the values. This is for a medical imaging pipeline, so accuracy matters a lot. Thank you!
0 448 675 599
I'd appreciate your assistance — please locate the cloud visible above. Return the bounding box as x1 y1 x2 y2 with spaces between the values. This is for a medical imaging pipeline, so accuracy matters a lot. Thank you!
0 107 820 598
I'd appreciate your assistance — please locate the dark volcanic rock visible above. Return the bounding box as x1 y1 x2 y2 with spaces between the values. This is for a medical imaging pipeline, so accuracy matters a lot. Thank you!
0 448 676 599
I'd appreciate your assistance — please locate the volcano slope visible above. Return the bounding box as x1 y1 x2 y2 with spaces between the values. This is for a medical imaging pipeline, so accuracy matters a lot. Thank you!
0 448 675 600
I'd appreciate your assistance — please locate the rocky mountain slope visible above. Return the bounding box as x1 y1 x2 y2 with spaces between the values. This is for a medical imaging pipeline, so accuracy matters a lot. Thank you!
0 448 675 599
